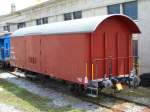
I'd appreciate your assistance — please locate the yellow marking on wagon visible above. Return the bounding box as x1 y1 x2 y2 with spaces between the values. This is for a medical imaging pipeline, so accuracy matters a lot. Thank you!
116 83 123 91
86 63 88 78
92 64 94 80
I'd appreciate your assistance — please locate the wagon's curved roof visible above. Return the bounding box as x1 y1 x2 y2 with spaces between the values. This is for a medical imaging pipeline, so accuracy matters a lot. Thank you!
12 14 140 37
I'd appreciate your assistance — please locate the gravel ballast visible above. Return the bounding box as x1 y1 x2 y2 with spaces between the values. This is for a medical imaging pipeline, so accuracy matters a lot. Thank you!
0 72 101 111
0 71 149 112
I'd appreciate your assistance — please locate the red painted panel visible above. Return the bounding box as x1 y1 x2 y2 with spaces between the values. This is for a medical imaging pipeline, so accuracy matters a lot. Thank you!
10 37 26 68
11 33 91 84
91 18 132 80
25 36 41 73
41 34 91 84
117 33 129 75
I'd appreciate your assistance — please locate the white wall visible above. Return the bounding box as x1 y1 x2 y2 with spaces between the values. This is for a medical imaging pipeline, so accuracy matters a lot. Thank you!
9 24 17 32
0 0 137 32
138 0 150 74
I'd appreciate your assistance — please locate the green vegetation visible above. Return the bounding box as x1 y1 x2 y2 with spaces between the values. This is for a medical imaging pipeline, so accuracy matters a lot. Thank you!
0 79 83 112
119 87 150 98
101 87 150 98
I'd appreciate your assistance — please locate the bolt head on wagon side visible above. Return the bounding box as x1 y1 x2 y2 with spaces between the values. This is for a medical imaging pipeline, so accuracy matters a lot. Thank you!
11 14 140 97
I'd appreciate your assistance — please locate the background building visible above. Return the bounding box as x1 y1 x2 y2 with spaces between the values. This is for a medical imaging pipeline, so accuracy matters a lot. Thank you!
0 0 149 74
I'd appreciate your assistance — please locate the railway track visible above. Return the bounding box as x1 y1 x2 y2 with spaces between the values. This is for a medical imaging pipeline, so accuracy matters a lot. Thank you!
79 91 150 112
6 70 150 112
100 92 150 108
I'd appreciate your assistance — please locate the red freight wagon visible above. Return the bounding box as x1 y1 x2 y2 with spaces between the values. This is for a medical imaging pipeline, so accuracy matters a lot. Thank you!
11 14 140 96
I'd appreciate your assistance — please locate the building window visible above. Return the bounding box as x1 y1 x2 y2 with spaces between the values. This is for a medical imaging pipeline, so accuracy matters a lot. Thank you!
36 17 48 25
133 40 138 57
64 11 82 21
123 1 138 20
133 39 138 73
43 17 48 24
17 22 26 29
73 11 82 19
64 13 72 21
36 19 42 25
3 25 10 32
107 4 120 14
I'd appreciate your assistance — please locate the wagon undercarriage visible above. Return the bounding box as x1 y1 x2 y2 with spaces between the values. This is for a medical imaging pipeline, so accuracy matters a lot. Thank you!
87 69 140 97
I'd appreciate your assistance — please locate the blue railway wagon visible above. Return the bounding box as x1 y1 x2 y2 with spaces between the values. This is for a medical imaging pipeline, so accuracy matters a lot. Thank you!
0 32 11 66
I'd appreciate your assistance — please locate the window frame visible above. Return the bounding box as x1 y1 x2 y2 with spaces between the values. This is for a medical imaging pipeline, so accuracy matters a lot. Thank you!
107 4 120 14
3 25 10 32
133 39 138 57
36 18 42 25
42 17 48 24
73 11 82 19
17 22 26 29
64 11 82 21
123 1 138 20
36 17 48 25
64 13 72 21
